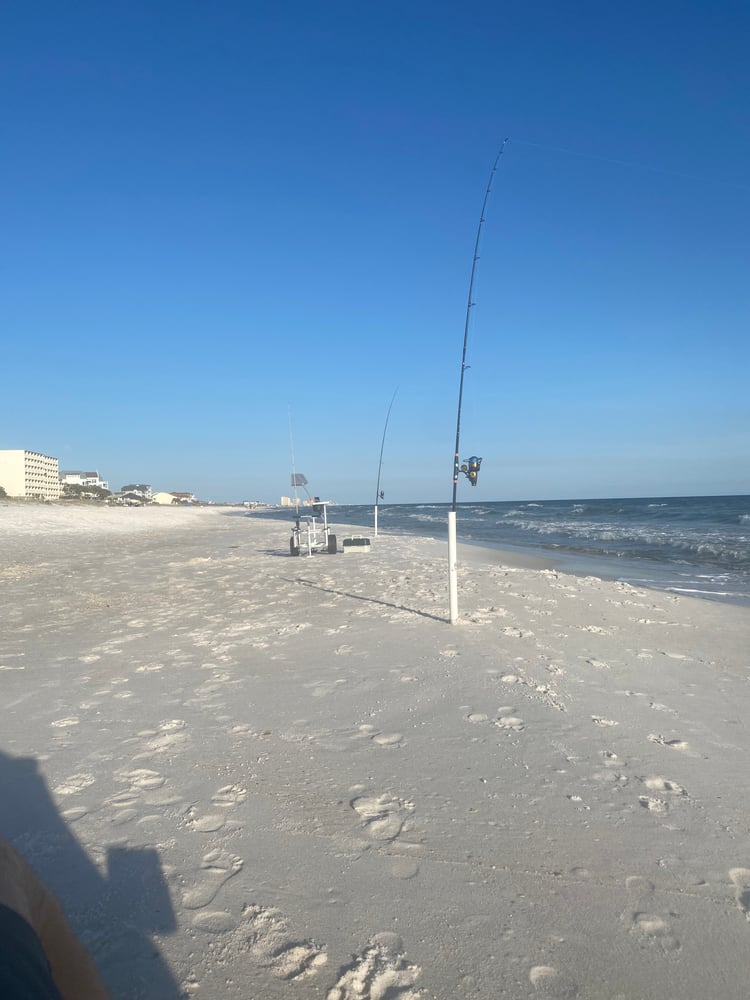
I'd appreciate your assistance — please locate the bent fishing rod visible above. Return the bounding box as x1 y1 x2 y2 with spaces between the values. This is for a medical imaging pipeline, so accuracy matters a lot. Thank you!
451 138 508 511
374 387 398 537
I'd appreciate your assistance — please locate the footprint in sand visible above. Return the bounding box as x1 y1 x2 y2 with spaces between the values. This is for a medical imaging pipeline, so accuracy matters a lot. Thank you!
135 662 164 673
191 910 237 934
211 784 248 808
53 772 96 797
586 658 609 670
621 876 680 952
648 734 690 752
468 605 509 624
501 626 534 638
181 850 243 910
135 719 189 758
529 964 578 997
638 796 669 815
351 794 415 843
494 714 525 733
637 776 686 815
356 724 405 748
390 858 420 880
592 716 618 728
328 932 421 1000
104 769 169 823
728 868 750 921
126 768 166 790
188 810 227 833
61 806 89 822
223 904 328 979
110 808 138 827
641 776 686 797
105 790 140 809
371 732 404 748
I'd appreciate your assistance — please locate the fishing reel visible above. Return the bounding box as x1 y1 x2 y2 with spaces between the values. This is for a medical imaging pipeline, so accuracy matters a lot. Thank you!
460 456 482 486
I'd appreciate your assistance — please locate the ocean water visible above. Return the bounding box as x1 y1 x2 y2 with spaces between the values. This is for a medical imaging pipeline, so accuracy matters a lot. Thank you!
299 495 750 607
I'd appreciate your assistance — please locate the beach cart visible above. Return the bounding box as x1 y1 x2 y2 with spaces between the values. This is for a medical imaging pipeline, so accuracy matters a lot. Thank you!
290 501 337 556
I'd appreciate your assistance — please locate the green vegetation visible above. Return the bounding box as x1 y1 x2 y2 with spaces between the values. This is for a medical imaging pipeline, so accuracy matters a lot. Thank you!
61 483 112 501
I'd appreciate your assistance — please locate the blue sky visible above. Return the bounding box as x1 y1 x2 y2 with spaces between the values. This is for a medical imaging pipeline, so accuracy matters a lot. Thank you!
2 1 748 504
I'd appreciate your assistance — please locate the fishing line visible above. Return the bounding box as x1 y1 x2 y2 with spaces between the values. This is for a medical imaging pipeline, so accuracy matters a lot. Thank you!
374 387 398 536
513 137 750 192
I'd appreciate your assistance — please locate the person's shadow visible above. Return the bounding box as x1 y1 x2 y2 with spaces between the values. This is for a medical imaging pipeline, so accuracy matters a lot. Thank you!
0 749 182 999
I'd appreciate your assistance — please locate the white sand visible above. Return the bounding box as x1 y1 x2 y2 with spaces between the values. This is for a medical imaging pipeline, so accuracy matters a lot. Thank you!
1 501 749 999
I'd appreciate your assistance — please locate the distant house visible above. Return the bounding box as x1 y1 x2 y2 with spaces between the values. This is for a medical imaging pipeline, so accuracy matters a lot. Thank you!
61 470 109 491
151 491 180 505
151 491 196 505
120 483 152 500
118 492 146 505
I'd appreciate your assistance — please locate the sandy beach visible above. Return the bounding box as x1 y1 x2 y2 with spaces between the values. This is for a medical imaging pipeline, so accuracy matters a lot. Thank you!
1 501 749 1000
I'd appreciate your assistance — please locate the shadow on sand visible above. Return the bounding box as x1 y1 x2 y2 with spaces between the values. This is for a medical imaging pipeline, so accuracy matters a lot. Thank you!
0 749 182 999
283 576 448 623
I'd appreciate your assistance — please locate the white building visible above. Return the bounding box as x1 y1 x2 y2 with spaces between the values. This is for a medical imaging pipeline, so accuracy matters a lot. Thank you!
121 483 152 499
151 491 196 505
60 470 110 491
0 450 62 500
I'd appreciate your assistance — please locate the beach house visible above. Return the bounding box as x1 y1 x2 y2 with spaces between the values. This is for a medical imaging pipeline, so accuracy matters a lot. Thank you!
60 470 110 491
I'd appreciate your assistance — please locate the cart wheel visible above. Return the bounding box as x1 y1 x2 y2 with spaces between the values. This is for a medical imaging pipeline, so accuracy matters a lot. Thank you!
327 534 337 554
290 538 300 556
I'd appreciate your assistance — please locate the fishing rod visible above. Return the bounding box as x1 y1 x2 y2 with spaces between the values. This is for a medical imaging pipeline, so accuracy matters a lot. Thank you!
374 387 398 537
451 138 508 511
448 139 508 624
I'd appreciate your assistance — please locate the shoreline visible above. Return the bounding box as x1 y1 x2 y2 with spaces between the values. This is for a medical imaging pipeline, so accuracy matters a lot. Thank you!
3 500 748 607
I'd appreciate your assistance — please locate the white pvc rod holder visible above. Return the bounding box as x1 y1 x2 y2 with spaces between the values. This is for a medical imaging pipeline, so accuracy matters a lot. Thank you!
448 510 459 624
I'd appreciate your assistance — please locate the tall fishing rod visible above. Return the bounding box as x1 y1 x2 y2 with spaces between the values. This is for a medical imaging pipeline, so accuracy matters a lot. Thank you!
451 138 508 511
448 139 508 624
373 387 398 537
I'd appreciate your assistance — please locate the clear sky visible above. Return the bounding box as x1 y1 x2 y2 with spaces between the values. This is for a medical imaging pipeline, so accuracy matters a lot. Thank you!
2 1 748 504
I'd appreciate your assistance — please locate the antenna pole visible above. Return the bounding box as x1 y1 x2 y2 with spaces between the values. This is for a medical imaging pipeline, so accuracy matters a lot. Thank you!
448 139 508 624
289 407 299 513
374 388 398 537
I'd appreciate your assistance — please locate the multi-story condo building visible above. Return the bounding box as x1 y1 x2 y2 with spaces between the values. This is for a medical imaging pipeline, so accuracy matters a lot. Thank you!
0 450 62 500
60 470 109 491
